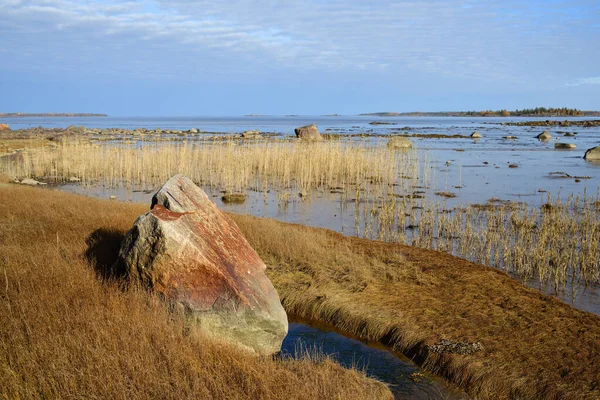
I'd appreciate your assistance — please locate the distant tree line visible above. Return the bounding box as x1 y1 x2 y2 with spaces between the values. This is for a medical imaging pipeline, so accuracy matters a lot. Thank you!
464 107 585 117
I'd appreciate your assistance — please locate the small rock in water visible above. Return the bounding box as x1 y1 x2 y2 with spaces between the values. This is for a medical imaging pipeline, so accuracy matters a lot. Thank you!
508 164 519 168
536 131 552 141
189 128 199 133
294 124 322 140
470 131 482 138
554 143 576 149
503 135 517 140
564 132 575 137
109 195 117 200
221 193 246 204
584 146 600 160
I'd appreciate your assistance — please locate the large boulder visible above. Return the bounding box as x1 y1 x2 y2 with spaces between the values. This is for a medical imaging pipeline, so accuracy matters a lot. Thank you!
0 124 10 132
584 146 600 160
387 136 412 149
294 124 322 140
115 175 288 355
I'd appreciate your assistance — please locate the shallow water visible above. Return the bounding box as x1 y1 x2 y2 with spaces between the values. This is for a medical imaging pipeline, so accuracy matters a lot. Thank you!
6 114 596 206
283 321 467 399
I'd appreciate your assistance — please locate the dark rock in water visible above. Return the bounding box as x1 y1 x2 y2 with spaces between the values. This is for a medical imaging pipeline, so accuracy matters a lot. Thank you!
221 193 246 203
536 131 552 141
564 132 575 137
584 146 600 160
115 175 288 355
428 339 483 355
294 124 322 140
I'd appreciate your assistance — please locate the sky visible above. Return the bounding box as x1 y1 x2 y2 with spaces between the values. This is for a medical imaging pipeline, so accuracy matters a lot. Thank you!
0 0 599 115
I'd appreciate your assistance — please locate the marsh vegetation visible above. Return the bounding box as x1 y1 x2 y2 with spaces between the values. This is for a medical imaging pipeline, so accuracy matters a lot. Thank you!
3 139 598 296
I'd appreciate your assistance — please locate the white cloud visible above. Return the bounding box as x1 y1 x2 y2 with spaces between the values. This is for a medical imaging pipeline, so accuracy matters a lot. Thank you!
0 0 598 86
566 76 600 86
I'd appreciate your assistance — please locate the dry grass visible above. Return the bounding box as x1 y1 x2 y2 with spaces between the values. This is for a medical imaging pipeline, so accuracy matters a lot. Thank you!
230 214 600 400
0 185 392 400
0 139 425 194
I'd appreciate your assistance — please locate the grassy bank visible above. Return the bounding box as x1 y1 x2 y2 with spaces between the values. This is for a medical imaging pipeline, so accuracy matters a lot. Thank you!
0 183 392 400
233 213 600 399
3 184 600 399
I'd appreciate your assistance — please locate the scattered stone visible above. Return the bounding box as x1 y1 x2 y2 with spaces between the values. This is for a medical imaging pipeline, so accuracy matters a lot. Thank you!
241 130 262 138
435 191 456 198
503 136 517 139
68 176 81 182
564 132 575 137
508 164 519 168
470 131 482 138
428 339 483 355
0 124 10 132
66 125 86 134
221 193 246 204
294 124 322 140
115 175 288 355
554 143 576 149
536 131 552 141
387 136 413 149
584 146 600 161
369 121 396 125
20 178 46 186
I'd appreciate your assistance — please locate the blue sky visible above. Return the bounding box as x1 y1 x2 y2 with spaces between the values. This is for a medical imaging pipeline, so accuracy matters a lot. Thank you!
1 0 599 115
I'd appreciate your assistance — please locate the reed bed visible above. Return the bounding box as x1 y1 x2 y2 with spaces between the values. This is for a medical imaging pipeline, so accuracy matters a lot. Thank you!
1 139 425 195
3 139 599 293
355 191 600 294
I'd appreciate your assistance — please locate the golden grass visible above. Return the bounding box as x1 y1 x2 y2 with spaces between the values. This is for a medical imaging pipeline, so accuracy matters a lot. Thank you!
0 185 392 400
0 140 424 194
230 215 600 400
3 185 600 399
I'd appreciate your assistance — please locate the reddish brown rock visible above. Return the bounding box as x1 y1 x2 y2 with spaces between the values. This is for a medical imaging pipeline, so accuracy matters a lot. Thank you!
0 124 10 132
116 175 288 355
294 124 322 140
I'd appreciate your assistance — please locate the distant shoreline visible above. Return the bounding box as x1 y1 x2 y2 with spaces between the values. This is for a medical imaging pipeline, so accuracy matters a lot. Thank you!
360 110 600 117
0 113 107 118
